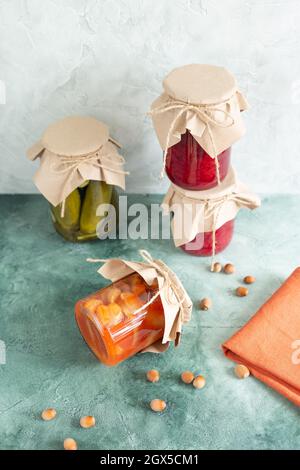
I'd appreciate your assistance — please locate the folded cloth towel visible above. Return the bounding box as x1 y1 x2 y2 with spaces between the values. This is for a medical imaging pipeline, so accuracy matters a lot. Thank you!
223 268 300 406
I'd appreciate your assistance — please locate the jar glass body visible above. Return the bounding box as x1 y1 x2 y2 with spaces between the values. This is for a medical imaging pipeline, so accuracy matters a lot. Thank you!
165 131 231 190
180 219 234 256
75 273 165 366
50 180 118 242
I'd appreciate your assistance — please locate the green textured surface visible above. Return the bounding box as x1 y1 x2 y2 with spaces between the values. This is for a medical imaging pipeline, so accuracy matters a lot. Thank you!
0 194 300 450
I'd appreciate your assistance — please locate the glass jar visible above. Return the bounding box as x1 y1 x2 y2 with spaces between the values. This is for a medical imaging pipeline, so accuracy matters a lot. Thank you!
150 64 248 188
50 180 118 242
165 130 231 190
180 219 234 256
75 272 165 366
27 116 126 243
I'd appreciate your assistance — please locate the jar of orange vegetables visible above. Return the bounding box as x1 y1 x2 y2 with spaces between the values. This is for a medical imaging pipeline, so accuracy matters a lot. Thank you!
75 251 192 366
75 272 165 366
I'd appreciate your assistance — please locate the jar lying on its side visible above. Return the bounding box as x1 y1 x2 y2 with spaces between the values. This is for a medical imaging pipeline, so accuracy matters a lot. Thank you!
165 130 231 190
180 219 234 256
75 273 165 366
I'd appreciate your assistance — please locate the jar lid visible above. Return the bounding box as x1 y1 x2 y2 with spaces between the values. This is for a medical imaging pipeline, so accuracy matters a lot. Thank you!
42 116 110 157
163 64 237 105
162 168 261 248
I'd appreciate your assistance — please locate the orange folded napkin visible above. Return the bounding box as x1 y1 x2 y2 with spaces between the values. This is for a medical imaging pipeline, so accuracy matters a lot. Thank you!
223 268 300 406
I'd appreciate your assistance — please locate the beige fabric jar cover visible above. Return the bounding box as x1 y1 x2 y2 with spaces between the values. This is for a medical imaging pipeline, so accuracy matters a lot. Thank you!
27 116 128 211
87 250 193 353
149 64 249 180
162 168 261 266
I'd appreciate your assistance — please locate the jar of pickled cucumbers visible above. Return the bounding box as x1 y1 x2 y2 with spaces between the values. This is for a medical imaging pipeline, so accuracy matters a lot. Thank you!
75 272 165 366
27 116 127 242
75 250 193 366
150 64 248 189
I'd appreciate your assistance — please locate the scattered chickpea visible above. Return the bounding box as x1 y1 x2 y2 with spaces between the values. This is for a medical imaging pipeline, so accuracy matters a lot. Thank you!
80 416 96 429
181 371 195 384
200 298 212 311
234 364 250 379
64 438 78 451
244 275 256 284
236 286 249 297
212 262 222 273
150 399 167 412
193 375 206 389
41 408 57 421
224 263 235 274
146 369 160 383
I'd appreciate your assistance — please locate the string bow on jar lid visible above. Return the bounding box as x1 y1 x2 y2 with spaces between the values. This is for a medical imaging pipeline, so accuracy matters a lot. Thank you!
149 64 249 182
162 167 261 270
27 116 129 216
87 250 193 352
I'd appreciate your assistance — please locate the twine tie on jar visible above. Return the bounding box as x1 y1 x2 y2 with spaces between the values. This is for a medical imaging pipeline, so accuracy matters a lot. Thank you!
52 151 129 217
173 187 254 270
205 194 256 270
149 99 235 183
138 249 189 319
87 249 190 324
203 195 230 271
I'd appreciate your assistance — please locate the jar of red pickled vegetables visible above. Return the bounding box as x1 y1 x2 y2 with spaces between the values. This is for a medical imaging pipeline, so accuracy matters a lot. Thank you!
150 64 248 190
27 116 128 242
75 251 192 366
162 168 260 260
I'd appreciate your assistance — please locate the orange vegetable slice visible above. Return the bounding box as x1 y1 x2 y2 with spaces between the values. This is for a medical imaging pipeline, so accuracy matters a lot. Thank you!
119 292 144 317
95 305 110 326
96 303 124 328
83 298 103 313
106 287 121 304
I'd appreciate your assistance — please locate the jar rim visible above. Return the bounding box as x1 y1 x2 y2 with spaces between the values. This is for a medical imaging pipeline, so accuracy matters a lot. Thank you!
75 307 112 363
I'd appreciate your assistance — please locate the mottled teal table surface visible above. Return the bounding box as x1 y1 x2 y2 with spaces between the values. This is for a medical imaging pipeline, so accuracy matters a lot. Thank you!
0 194 300 450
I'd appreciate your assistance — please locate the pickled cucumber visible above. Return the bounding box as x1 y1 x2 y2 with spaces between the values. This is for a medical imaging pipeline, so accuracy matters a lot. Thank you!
51 189 81 235
79 180 113 235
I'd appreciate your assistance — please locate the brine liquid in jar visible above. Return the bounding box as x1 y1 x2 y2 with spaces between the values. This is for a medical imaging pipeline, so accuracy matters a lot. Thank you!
75 273 165 366
50 180 117 242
